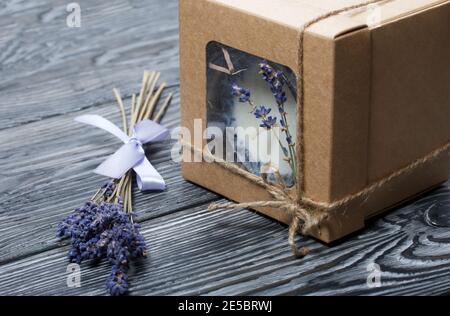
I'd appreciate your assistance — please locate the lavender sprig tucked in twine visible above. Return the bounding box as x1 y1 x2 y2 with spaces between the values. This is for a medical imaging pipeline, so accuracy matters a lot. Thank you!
198 0 450 258
58 71 172 295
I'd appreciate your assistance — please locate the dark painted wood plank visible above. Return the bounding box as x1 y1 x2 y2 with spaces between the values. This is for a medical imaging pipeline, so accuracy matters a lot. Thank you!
0 88 219 264
0 0 179 130
1 0 449 297
0 183 449 296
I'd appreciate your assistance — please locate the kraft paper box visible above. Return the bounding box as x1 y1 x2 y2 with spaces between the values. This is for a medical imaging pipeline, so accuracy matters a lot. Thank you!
179 0 450 242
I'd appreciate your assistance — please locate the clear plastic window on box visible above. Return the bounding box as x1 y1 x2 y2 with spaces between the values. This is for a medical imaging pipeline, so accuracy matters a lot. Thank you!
206 42 298 187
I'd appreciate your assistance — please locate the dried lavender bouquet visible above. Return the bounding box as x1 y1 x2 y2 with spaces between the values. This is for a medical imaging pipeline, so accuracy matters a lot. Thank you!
57 71 172 296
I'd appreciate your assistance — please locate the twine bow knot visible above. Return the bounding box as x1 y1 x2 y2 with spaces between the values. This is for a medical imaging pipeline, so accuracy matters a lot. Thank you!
182 0 450 258
216 201 329 258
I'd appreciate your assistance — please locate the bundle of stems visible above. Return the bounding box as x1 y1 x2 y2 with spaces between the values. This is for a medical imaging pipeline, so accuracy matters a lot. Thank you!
107 71 173 213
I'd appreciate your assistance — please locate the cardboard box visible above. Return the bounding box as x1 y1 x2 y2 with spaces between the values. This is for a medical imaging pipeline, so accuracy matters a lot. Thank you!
179 0 450 242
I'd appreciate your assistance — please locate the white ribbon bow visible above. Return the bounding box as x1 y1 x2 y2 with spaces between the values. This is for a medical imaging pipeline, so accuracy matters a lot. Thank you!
75 114 169 191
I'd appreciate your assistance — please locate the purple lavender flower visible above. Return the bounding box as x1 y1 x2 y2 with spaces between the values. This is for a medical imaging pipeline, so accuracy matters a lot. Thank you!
259 62 287 106
286 135 293 145
259 63 274 80
260 116 277 129
107 266 129 296
254 106 271 119
259 61 297 176
102 181 116 198
254 106 277 129
226 57 297 180
57 186 147 296
130 228 147 258
275 92 287 105
231 83 251 103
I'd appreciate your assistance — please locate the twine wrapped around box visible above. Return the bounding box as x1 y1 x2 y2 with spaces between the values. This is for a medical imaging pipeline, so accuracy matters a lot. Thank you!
183 0 450 257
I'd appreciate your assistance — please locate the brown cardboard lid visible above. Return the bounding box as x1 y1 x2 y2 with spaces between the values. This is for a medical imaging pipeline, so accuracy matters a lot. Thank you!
211 0 447 38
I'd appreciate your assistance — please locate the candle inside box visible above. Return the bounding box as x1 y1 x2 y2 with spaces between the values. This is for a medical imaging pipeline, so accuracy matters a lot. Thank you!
206 42 298 187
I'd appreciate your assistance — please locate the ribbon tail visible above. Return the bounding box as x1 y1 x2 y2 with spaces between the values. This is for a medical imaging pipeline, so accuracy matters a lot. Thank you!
133 158 166 191
133 119 169 144
95 143 145 179
75 114 130 143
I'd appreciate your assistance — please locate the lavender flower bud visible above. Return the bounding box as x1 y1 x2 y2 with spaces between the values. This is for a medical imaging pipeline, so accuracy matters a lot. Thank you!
231 84 251 103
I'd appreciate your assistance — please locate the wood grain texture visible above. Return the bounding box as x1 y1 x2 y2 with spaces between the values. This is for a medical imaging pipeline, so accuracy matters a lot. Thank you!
0 183 449 296
1 0 450 296
0 0 179 130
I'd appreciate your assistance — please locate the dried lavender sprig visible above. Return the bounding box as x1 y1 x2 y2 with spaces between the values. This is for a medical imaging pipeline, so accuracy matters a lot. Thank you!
253 105 277 130
259 62 297 178
232 84 278 129
231 84 291 167
231 84 251 103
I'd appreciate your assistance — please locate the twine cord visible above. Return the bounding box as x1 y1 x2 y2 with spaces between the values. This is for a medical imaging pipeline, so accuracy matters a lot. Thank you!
187 0 450 257
185 139 450 257
296 0 388 198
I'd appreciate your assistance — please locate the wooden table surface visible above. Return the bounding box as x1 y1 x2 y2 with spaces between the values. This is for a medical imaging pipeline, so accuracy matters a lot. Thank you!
0 0 449 296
